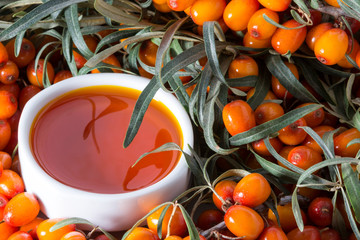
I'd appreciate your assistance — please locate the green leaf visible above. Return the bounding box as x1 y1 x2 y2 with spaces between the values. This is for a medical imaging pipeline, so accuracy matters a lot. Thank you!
265 55 318 103
95 28 141 53
353 109 360 132
61 28 78 76
50 217 95 231
226 76 257 88
263 13 306 29
247 65 270 110
292 188 304 231
157 204 172 239
14 31 26 57
292 0 310 14
0 0 87 41
301 126 334 159
309 58 360 78
340 188 360 239
339 0 360 22
342 163 360 223
229 104 322 146
178 205 200 240
290 10 309 25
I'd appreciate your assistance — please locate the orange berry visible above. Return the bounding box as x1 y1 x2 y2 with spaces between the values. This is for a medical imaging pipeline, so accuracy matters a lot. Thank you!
247 8 279 40
314 28 349 65
139 40 158 67
0 82 20 99
286 225 321 240
243 31 272 51
228 55 258 92
0 151 12 169
268 203 307 233
296 103 324 128
356 47 360 67
271 62 299 100
153 2 172 12
3 192 40 227
254 102 284 125
196 209 223 230
0 61 19 85
302 125 335 154
305 22 333 51
0 120 11 151
164 236 183 240
247 88 277 101
334 128 360 157
18 85 42 111
324 0 340 7
212 180 237 211
37 218 76 240
222 100 256 136
8 231 32 240
271 19 307 55
287 145 323 170
147 205 187 237
20 217 45 239
167 0 196 11
233 173 271 208
125 227 160 240
257 226 288 240
190 0 227 26
337 38 360 69
278 117 307 145
223 0 259 31
5 38 35 68
91 54 122 74
73 35 98 69
0 169 24 199
252 137 283 157
26 59 55 88
0 90 17 119
258 0 292 12
0 42 8 68
0 222 18 240
224 205 264 239
60 231 86 240
53 70 73 84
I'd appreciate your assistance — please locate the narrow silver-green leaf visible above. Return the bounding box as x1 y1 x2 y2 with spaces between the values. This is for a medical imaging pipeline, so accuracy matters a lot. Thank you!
14 31 26 57
50 217 95 231
342 163 360 223
0 0 87 41
230 104 322 146
292 188 304 231
263 13 306 29
247 66 270 110
340 188 360 239
178 205 200 240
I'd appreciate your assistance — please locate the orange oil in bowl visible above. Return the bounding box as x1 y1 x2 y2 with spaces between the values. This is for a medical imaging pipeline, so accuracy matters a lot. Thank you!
30 85 183 194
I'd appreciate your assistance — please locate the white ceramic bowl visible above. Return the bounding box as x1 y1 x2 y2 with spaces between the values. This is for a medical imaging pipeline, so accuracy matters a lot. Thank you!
18 73 193 231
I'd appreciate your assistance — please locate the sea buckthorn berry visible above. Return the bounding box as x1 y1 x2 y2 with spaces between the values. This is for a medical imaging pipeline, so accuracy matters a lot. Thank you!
296 103 324 128
302 125 335 154
228 55 258 92
153 0 166 4
3 192 40 227
0 120 11 151
247 88 277 101
0 169 24 199
306 22 333 51
337 38 360 69
197 18 229 36
164 236 182 240
20 217 45 239
0 42 8 67
91 54 122 74
278 117 307 145
271 61 299 100
153 1 172 12
271 19 307 55
222 100 256 136
268 203 307 233
255 102 284 125
334 128 360 157
37 218 76 240
307 197 333 227
0 90 17 119
212 180 237 211
223 0 259 31
320 228 341 240
0 192 8 219
196 209 223 230
314 28 349 65
0 222 18 240
147 205 187 237
233 172 271 208
4 130 17 155
54 70 73 84
8 231 33 240
190 0 227 26
287 225 321 240
18 85 42 111
243 31 272 51
324 0 340 7
224 205 264 239
257 226 288 240
167 0 196 11
287 145 323 170
258 0 291 12
356 47 360 67
0 82 20 99
308 9 323 28
60 231 86 240
125 227 160 240
73 35 98 69
247 8 279 40
252 137 283 157
5 38 35 68
139 40 158 67
0 61 19 85
277 145 295 168
27 59 55 88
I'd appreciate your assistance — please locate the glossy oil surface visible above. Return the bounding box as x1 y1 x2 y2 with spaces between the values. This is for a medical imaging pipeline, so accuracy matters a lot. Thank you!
31 85 183 194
